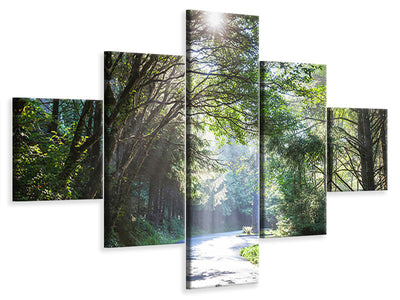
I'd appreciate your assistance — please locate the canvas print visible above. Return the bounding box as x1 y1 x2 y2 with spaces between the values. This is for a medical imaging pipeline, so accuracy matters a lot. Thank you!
104 52 185 247
13 98 103 201
186 10 259 288
260 62 327 238
327 107 387 191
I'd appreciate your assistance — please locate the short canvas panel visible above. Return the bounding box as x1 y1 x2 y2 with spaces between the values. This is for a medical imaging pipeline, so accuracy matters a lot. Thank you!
13 98 103 201
104 52 185 247
260 62 327 237
186 10 259 289
327 107 387 192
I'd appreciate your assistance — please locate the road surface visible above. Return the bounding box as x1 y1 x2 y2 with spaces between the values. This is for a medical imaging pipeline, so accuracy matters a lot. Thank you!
186 230 258 289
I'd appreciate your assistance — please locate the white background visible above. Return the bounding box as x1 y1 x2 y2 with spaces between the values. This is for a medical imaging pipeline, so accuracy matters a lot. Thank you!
1 0 399 299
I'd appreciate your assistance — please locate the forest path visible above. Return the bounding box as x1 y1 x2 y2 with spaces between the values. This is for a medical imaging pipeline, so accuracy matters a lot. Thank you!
186 230 258 289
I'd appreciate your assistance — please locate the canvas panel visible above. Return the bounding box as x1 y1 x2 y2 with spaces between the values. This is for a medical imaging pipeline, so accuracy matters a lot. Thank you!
13 98 103 201
327 107 387 192
259 62 327 237
103 52 185 247
186 10 259 289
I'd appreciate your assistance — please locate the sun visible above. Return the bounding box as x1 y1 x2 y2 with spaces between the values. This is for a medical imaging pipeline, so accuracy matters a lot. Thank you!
206 12 224 30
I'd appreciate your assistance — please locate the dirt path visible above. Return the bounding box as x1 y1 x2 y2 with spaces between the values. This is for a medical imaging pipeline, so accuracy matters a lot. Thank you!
186 231 258 289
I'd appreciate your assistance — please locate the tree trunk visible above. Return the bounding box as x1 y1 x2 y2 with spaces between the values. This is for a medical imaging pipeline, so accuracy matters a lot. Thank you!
326 108 333 191
48 99 59 134
13 98 29 200
380 110 388 189
252 151 259 233
358 109 375 190
83 101 103 199
58 101 101 192
147 174 160 226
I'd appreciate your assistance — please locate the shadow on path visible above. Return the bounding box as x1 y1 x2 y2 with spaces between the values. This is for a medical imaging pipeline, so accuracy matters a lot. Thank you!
186 231 258 289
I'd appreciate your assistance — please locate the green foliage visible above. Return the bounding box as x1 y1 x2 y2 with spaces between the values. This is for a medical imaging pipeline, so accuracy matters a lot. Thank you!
261 62 327 237
242 226 253 235
104 53 185 247
240 244 259 265
13 98 102 201
328 108 387 191
186 11 259 235
129 218 157 245
188 141 258 235
187 10 259 146
105 216 184 247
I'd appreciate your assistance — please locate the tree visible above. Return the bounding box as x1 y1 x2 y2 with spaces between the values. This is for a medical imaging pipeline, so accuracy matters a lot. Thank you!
327 108 387 191
104 52 185 247
58 100 103 192
327 107 334 191
13 98 103 201
260 62 326 236
186 10 259 144
186 10 259 236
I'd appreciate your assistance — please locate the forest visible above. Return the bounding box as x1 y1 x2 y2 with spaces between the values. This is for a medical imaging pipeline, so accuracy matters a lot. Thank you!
186 10 259 236
13 98 103 201
260 62 326 237
327 108 387 191
104 52 185 247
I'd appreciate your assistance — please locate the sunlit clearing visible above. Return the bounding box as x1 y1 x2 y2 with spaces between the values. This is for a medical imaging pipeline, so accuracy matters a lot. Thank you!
206 12 224 30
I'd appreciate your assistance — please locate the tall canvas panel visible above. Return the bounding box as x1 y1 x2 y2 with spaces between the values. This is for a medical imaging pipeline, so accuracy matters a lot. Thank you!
13 98 103 201
186 10 259 288
260 62 327 237
104 52 185 247
327 107 387 191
